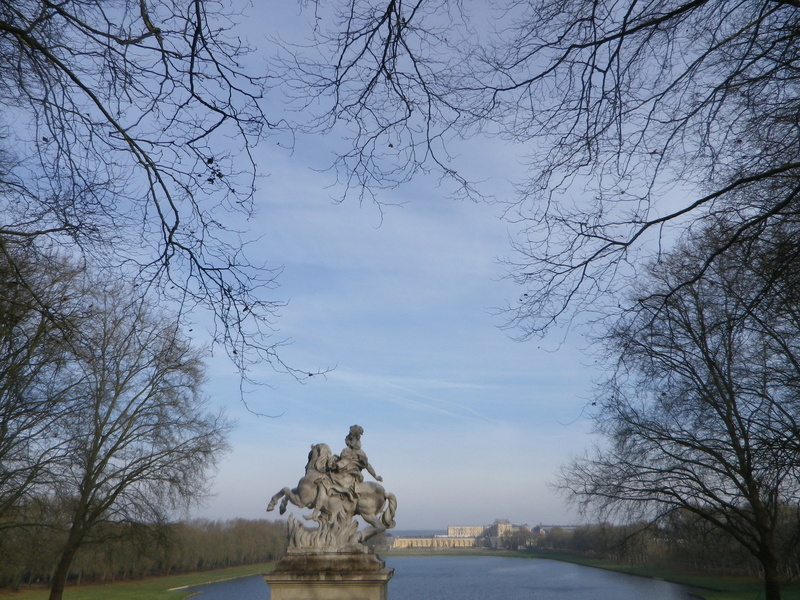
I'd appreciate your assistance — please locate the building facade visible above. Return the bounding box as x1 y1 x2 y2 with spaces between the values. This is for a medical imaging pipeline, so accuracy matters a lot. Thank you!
391 519 534 550
446 525 488 538
391 536 477 549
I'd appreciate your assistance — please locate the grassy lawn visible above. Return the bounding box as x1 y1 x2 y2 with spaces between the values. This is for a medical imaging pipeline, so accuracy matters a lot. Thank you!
0 563 275 600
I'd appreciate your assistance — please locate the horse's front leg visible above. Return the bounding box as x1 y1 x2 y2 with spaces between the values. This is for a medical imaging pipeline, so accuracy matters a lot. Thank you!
279 486 310 514
267 488 287 512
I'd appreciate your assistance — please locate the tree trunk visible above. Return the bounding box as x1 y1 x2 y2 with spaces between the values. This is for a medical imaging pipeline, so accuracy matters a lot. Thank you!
48 526 84 600
761 553 782 600
48 548 76 600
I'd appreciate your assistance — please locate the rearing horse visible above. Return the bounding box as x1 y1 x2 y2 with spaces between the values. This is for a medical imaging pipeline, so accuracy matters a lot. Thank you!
267 443 331 515
266 443 397 542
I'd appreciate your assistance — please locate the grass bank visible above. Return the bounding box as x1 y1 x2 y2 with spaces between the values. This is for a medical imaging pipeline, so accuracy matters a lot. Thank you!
0 563 275 600
502 550 800 600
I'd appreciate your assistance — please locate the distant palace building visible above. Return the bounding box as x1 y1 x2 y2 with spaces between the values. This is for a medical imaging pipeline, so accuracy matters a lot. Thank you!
391 519 534 550
447 525 487 538
391 536 476 549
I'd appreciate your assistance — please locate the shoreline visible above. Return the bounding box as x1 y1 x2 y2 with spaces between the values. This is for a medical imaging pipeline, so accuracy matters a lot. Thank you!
381 549 796 600
0 563 276 600
167 572 267 592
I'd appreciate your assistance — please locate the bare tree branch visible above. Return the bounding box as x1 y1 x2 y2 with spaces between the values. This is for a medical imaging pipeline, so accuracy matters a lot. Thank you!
0 0 319 379
285 0 800 335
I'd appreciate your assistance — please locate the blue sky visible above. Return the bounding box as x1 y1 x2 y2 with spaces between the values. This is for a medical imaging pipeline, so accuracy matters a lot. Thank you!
194 146 600 530
190 3 602 532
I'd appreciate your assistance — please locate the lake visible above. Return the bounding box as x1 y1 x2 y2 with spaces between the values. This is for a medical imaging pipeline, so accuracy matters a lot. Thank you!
184 555 703 599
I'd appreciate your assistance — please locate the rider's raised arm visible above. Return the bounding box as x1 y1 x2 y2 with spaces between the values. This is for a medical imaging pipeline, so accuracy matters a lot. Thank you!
365 460 382 482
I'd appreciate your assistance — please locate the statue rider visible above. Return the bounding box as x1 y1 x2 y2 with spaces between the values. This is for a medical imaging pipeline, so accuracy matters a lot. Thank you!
327 425 382 503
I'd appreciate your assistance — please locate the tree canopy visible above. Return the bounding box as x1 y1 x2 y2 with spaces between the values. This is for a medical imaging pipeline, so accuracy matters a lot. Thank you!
0 245 229 600
46 277 230 600
284 0 800 334
0 243 82 521
0 242 230 598
0 0 301 375
559 223 800 600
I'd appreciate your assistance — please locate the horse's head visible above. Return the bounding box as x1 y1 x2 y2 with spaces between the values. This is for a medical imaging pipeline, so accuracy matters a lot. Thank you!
306 443 332 473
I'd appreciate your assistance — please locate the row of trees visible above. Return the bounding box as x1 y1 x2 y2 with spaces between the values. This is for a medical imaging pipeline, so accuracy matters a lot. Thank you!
0 241 230 600
1 5 314 597
2 4 288 595
541 517 800 582
0 516 286 591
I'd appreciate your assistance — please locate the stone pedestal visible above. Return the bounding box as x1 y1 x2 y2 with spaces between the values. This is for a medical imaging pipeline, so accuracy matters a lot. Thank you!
264 550 393 600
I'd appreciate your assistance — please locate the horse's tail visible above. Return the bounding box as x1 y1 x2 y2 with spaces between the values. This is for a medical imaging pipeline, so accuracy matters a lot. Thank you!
381 493 397 529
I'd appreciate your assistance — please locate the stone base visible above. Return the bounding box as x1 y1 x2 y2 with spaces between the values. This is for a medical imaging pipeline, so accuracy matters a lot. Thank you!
264 551 393 600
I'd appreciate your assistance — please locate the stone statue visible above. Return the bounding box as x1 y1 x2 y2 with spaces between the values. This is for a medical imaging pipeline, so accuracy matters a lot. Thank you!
267 425 397 551
327 425 383 499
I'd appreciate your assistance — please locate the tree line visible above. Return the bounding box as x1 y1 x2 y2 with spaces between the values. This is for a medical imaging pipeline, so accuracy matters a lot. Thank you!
540 514 800 583
0 512 287 591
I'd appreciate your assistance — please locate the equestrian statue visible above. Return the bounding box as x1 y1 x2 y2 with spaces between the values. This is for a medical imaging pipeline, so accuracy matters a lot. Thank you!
267 425 397 550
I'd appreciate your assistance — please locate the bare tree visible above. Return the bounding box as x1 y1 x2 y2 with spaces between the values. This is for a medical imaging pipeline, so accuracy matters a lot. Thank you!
44 278 230 600
0 240 86 523
0 0 307 376
284 0 800 334
558 225 800 600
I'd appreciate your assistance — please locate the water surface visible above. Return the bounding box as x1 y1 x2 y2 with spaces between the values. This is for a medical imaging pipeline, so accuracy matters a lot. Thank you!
387 555 698 599
184 555 701 599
